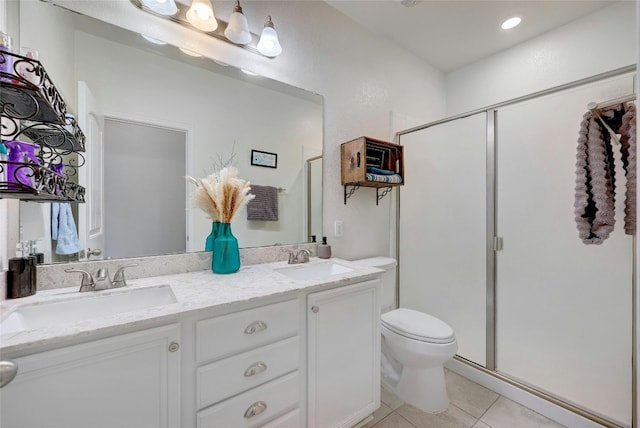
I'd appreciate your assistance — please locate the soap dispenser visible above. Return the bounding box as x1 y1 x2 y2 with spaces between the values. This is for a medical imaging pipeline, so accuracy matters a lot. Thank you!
317 236 331 259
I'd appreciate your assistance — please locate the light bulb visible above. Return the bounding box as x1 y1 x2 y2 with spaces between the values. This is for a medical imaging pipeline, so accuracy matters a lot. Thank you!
196 6 211 20
224 1 252 45
257 16 282 57
186 0 218 32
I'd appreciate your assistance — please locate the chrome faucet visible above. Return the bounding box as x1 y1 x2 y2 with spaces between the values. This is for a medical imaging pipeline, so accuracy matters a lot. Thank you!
65 263 138 292
287 249 312 264
65 268 95 292
112 264 138 288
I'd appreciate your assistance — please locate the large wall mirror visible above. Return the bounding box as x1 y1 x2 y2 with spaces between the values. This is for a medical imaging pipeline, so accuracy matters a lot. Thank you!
16 0 323 264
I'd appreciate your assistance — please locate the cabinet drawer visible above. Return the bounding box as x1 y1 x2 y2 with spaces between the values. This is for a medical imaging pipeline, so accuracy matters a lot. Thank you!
197 371 299 428
197 336 299 409
259 408 301 428
196 299 299 363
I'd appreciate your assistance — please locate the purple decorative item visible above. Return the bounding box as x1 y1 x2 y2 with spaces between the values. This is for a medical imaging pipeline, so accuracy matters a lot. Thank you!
50 162 66 195
50 162 65 176
0 32 13 81
5 140 40 188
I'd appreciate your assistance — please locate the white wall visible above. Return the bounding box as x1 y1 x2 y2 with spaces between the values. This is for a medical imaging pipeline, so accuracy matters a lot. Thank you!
50 0 446 261
445 1 637 115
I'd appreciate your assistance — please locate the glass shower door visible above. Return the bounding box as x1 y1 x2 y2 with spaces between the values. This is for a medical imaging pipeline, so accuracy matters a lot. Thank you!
494 73 634 426
399 112 488 366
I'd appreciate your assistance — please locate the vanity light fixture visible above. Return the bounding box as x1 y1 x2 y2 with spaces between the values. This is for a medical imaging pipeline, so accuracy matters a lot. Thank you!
224 1 252 45
140 0 178 16
131 0 283 58
257 16 282 58
501 16 522 30
186 0 218 32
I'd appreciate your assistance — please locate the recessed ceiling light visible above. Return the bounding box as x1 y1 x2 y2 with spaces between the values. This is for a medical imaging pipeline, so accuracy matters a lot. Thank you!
141 34 167 45
501 16 521 30
179 47 202 57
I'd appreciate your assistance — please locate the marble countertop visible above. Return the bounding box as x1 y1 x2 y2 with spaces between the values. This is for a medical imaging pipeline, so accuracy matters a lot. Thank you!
0 258 382 356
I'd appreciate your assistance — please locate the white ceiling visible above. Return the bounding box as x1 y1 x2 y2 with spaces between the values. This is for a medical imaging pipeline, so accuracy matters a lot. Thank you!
325 0 617 72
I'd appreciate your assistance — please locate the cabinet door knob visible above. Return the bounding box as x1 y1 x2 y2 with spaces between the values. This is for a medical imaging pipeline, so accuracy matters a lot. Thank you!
244 362 267 377
311 306 319 313
168 342 180 352
243 401 267 418
244 320 267 334
0 361 18 388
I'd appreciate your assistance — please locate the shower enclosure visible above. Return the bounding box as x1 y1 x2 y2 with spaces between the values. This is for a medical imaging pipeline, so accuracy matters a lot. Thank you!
398 68 636 428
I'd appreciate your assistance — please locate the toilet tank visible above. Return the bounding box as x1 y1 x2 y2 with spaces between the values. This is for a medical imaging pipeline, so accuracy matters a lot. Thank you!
351 257 397 312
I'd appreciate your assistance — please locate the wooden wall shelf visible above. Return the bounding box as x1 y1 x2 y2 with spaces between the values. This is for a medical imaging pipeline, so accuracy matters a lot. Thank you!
341 136 403 205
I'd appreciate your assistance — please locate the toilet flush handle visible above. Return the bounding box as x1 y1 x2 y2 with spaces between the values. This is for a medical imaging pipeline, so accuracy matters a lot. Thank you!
311 306 319 313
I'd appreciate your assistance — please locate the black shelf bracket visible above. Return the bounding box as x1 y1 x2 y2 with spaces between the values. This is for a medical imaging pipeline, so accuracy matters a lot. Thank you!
344 183 360 204
376 187 393 205
343 183 394 205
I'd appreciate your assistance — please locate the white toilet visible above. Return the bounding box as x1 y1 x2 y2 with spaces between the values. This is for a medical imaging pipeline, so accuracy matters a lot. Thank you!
352 257 457 414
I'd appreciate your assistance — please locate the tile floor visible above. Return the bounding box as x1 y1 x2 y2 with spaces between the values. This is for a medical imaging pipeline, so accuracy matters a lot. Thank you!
366 369 566 428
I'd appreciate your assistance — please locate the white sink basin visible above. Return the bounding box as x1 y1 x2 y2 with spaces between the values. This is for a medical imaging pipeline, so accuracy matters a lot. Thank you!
276 261 354 280
0 285 177 336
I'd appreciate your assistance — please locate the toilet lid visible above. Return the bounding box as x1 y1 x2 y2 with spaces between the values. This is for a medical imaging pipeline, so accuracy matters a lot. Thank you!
381 308 455 344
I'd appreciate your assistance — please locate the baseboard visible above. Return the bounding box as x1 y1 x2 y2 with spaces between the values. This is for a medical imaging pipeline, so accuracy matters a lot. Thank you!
445 359 618 428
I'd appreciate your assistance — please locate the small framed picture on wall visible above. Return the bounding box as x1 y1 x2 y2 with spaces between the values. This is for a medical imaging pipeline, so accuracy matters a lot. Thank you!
251 150 278 168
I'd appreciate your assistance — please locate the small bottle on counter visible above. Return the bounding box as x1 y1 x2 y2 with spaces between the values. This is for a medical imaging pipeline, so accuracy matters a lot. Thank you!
317 236 331 259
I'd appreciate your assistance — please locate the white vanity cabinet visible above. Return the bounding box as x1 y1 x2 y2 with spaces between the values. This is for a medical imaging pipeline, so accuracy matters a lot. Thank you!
194 299 303 428
0 324 181 428
307 279 381 428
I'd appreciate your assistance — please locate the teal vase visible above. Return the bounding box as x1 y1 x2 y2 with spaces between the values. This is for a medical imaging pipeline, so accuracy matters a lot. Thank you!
205 221 221 251
212 223 240 274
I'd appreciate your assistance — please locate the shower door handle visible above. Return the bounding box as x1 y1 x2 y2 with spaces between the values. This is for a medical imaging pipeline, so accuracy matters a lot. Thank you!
493 237 503 251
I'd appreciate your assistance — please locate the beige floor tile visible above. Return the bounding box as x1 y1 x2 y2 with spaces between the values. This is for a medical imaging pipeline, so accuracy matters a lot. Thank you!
480 397 565 428
373 412 418 428
396 403 477 428
472 421 493 428
363 404 394 428
381 386 404 410
445 369 499 418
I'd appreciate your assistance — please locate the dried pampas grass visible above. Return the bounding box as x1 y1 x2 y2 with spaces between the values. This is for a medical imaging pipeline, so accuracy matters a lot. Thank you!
187 167 255 223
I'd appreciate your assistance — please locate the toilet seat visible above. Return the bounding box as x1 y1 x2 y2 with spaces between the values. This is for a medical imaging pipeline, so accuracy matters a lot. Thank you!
381 308 455 344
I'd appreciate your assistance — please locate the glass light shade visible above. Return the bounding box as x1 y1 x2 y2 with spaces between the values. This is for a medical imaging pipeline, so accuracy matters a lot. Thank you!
140 0 178 16
257 16 282 57
186 0 218 32
224 2 252 45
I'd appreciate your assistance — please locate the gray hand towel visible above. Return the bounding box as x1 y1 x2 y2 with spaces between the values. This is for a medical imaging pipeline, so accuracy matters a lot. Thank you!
247 185 279 221
620 103 637 235
574 103 636 243
574 111 616 244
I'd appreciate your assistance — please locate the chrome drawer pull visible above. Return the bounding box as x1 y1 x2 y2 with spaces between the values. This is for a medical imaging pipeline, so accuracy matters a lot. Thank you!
244 320 267 335
0 361 18 388
243 401 267 418
244 362 267 377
